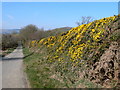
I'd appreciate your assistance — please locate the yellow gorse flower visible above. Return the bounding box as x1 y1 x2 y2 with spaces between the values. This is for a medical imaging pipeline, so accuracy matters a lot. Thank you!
30 15 118 65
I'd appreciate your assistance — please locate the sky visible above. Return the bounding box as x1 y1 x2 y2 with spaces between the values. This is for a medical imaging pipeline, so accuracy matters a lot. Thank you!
1 0 120 2
2 2 118 30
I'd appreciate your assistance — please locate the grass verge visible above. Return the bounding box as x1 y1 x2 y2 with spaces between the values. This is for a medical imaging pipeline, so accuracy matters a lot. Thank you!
23 47 102 88
23 47 66 88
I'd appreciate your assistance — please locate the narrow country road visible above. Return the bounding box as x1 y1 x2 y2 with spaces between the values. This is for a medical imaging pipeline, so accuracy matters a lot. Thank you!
2 46 28 88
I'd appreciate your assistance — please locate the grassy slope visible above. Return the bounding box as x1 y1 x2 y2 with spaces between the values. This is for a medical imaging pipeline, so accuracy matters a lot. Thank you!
23 47 102 88
23 48 66 88
24 15 120 88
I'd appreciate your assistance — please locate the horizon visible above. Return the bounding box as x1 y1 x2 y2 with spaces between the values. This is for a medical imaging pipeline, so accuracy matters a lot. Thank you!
2 2 118 30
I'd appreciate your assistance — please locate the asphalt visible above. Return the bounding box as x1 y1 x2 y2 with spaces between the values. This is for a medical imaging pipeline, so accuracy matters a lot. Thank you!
2 46 28 88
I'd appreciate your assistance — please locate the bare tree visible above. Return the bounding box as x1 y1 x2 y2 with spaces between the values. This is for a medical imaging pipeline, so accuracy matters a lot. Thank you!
76 16 94 26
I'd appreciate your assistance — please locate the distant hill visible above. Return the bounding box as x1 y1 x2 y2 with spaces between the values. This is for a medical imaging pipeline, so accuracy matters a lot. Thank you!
46 27 72 37
1 27 72 34
2 29 21 34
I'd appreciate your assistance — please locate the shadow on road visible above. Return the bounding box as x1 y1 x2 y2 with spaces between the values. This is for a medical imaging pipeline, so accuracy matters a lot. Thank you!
23 52 34 59
2 52 34 61
2 57 23 61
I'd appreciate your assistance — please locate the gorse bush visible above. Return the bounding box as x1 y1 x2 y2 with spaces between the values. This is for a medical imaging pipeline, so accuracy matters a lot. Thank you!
30 15 119 65
27 15 120 88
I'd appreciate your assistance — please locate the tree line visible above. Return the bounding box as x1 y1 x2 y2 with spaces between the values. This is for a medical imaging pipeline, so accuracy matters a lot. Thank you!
1 25 72 50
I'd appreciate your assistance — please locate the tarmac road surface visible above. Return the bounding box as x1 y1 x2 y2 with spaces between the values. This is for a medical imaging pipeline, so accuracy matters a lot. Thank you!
2 46 28 88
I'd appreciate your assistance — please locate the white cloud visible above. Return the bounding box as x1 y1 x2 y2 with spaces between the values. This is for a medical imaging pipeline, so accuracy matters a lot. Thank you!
7 15 14 20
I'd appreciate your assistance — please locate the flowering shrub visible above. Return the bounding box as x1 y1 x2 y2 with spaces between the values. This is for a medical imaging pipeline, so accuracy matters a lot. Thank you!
27 15 120 88
30 15 119 66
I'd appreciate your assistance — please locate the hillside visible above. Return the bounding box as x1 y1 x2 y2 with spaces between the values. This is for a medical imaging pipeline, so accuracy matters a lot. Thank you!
26 15 120 88
46 27 72 37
